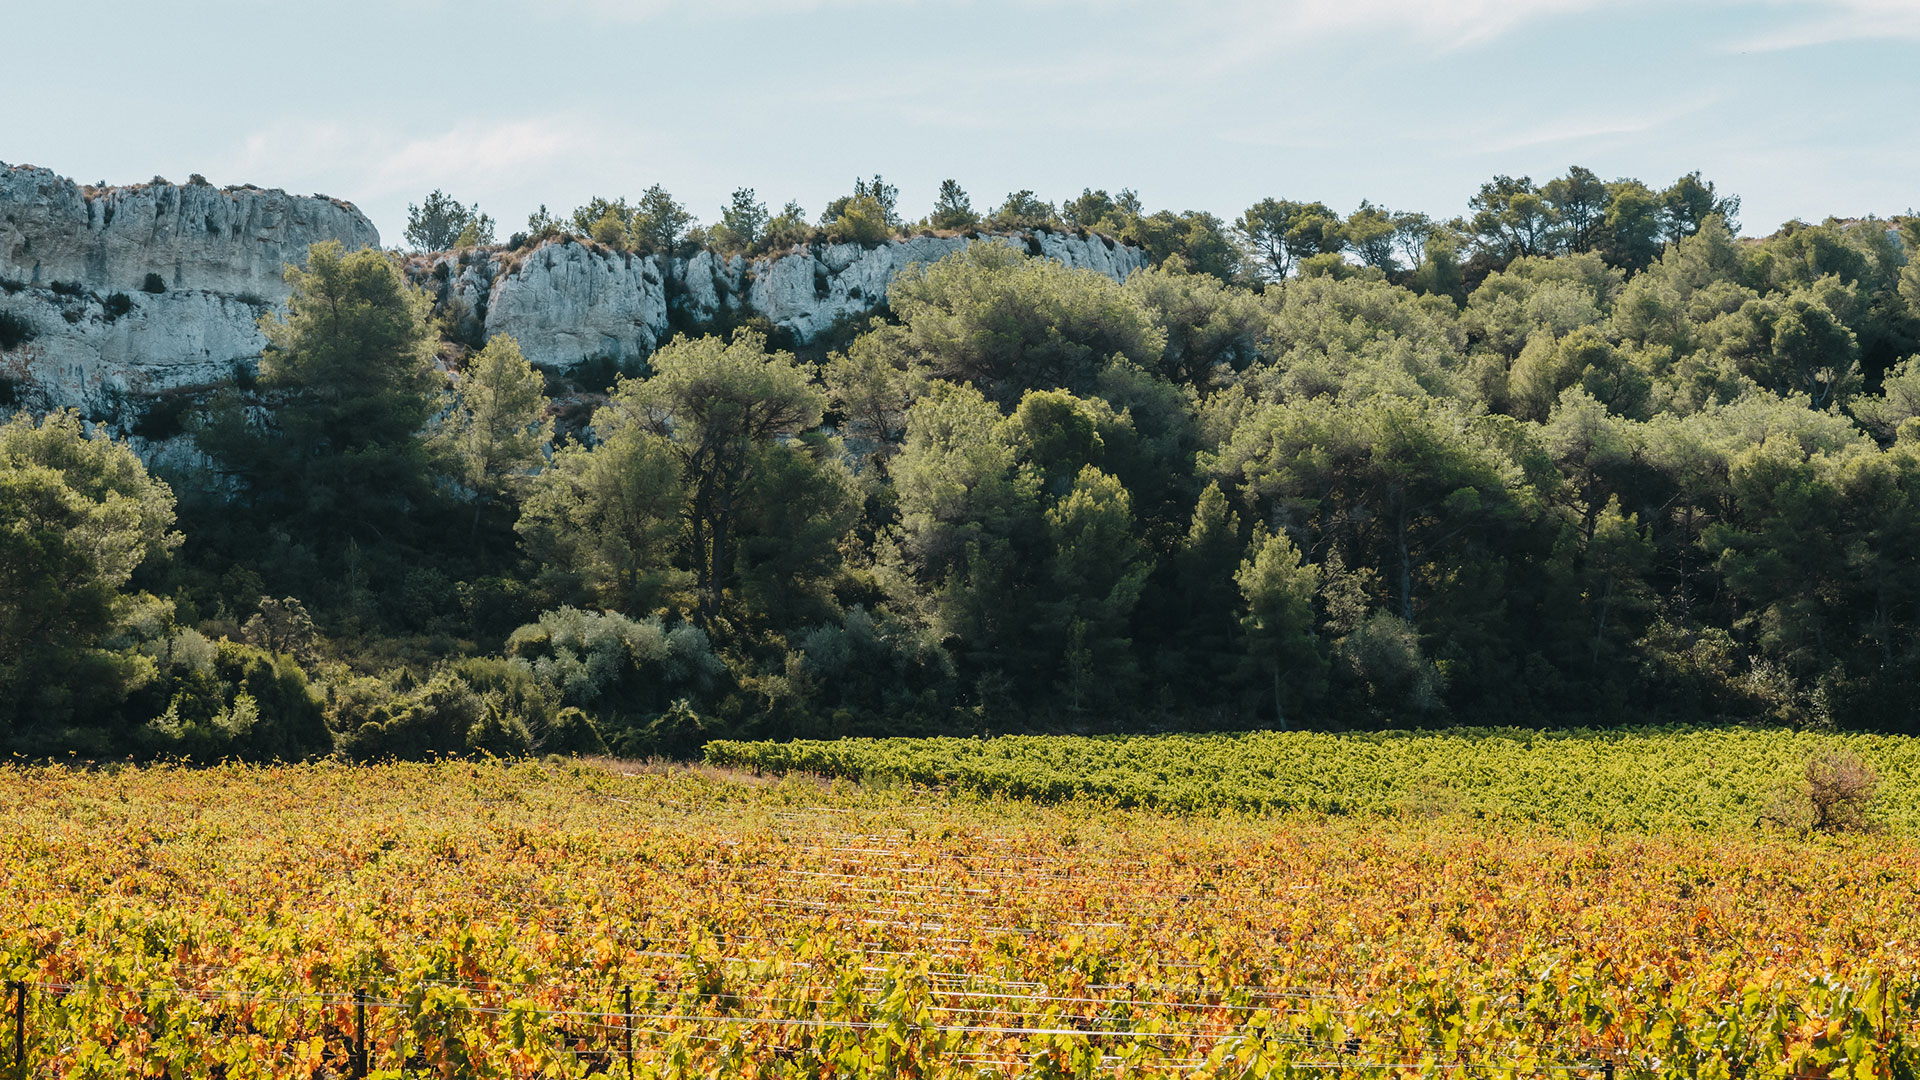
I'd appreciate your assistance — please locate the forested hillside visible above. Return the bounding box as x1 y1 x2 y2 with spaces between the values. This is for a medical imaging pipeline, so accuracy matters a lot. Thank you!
6 167 1919 758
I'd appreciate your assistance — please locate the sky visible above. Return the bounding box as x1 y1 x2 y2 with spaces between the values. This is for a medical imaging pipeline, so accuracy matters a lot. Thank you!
4 0 1917 247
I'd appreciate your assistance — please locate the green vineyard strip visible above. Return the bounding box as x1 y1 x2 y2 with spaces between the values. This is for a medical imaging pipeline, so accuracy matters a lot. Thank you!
705 727 1920 830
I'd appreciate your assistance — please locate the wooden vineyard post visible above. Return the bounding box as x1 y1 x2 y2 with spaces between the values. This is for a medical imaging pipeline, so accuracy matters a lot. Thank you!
8 981 22 1080
352 988 368 1080
623 986 634 1080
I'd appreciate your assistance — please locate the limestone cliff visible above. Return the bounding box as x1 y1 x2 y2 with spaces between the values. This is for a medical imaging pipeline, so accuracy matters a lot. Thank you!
0 162 1149 438
412 231 1149 372
0 164 378 297
0 163 380 422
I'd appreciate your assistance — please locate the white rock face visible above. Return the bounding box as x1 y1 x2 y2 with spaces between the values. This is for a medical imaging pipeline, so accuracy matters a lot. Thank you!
0 163 379 430
743 233 1147 343
479 242 668 370
0 162 379 298
1 161 1148 441
0 287 269 416
411 230 1146 371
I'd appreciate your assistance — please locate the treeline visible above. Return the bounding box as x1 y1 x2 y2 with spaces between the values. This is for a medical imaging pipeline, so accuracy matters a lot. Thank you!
6 165 1920 761
404 166 1741 287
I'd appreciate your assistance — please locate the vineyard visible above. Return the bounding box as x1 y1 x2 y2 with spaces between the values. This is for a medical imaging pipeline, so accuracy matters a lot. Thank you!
1 752 1918 1078
705 727 1920 830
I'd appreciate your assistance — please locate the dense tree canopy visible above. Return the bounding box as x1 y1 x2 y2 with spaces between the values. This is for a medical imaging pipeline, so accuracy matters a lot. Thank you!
11 166 1920 760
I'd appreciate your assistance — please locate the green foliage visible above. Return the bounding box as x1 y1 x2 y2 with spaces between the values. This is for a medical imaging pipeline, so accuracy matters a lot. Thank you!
406 190 493 252
431 335 551 528
1236 198 1344 282
504 607 723 742
927 179 978 230
712 187 769 252
517 424 687 613
872 240 1166 403
0 409 180 741
569 196 633 238
596 331 836 625
628 184 695 253
1236 527 1323 726
820 176 900 233
134 635 328 760
199 241 442 538
987 190 1059 231
822 194 894 246
328 670 523 761
757 200 813 253
706 726 1920 828
31 167 1920 750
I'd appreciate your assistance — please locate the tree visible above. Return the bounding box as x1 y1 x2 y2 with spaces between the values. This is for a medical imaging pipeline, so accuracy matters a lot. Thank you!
821 176 900 229
1597 179 1664 271
1237 199 1344 283
629 184 695 253
1391 211 1437 271
0 409 180 736
873 241 1166 404
1345 201 1399 273
887 382 1045 696
597 331 830 625
1542 167 1608 254
432 335 551 539
1121 210 1243 282
1043 466 1151 712
1063 189 1118 230
1235 526 1323 728
202 241 442 536
1468 175 1557 262
1661 171 1741 243
760 201 812 252
929 180 979 230
988 190 1059 230
405 190 491 252
570 196 633 238
715 187 769 251
517 425 688 614
824 194 895 245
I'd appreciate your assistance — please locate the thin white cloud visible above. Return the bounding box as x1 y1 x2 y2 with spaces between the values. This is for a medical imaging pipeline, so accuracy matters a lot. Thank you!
1251 0 1610 47
1724 0 1920 50
1476 99 1720 154
219 117 592 200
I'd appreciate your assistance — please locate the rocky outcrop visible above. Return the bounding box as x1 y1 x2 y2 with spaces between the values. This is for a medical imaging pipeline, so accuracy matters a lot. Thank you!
0 163 379 428
0 286 269 415
0 161 1149 439
413 231 1149 371
417 241 668 371
1 163 378 298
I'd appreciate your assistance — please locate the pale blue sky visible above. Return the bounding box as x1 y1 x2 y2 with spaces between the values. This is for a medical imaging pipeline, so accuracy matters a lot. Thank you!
6 0 1917 246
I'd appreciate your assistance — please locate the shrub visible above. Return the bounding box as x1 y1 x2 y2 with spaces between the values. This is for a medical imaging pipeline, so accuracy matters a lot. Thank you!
1765 749 1878 832
824 195 894 246
543 706 606 755
142 272 167 294
134 635 329 761
330 671 485 760
0 311 33 350
102 292 133 321
49 280 85 297
643 699 708 759
505 607 723 723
